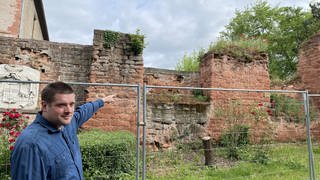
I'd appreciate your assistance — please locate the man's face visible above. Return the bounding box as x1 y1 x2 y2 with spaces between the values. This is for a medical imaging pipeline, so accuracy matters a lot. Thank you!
42 93 75 129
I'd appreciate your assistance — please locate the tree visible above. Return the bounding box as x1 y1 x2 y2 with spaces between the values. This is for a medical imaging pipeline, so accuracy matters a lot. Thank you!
310 0 320 19
220 1 320 80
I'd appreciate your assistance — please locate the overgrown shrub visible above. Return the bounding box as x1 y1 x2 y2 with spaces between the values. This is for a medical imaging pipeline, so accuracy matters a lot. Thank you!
192 89 209 102
270 94 317 123
218 124 250 160
251 147 270 165
79 130 136 179
129 29 145 55
208 38 268 62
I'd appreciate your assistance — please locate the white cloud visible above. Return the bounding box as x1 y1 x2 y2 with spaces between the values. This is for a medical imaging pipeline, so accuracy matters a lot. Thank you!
43 0 311 69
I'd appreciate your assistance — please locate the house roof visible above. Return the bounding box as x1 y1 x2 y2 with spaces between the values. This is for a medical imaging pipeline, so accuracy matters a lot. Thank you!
34 0 49 40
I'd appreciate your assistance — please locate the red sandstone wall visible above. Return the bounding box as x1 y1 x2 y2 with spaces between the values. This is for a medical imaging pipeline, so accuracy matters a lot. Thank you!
144 67 200 97
84 30 144 133
298 33 320 94
298 33 320 141
200 53 270 99
200 53 271 140
299 33 320 109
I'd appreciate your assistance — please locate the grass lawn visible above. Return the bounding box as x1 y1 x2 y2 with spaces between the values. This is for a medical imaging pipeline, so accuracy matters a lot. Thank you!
143 143 318 180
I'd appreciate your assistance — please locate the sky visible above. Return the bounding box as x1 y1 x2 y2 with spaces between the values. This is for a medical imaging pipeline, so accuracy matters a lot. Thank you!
42 0 311 70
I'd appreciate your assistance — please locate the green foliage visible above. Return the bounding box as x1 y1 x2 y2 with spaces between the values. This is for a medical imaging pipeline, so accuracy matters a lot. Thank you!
78 130 136 179
249 102 272 122
175 139 203 151
219 124 250 160
175 48 205 72
104 30 120 48
251 147 270 165
310 1 320 19
214 100 247 124
208 38 268 62
0 109 29 179
270 94 317 123
129 29 145 55
145 143 311 179
220 0 320 80
0 134 10 179
192 89 209 102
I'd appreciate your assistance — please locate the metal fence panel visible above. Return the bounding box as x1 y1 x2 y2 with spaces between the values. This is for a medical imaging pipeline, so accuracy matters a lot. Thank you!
309 94 320 180
0 80 141 179
142 85 316 180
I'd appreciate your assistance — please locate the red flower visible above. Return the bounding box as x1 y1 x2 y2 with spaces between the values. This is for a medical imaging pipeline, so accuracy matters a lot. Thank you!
14 132 21 137
9 146 14 151
8 138 15 143
12 108 16 112
258 103 263 107
9 130 15 136
14 113 21 118
5 123 11 127
26 116 30 119
266 109 273 116
2 118 6 121
9 113 15 119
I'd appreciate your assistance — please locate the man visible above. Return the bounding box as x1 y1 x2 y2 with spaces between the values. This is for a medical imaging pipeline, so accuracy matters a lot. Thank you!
10 81 115 179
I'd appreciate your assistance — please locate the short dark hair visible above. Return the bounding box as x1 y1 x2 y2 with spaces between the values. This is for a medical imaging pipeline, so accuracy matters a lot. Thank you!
41 82 74 103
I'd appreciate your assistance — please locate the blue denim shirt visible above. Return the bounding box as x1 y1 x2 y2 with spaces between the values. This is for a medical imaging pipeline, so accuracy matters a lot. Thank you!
10 99 104 180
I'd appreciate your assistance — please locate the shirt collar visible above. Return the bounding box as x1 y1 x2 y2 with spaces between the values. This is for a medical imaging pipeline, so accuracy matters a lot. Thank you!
34 112 62 133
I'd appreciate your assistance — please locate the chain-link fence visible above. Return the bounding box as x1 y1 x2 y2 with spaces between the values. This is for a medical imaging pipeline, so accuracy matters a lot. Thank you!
0 80 141 179
141 85 318 180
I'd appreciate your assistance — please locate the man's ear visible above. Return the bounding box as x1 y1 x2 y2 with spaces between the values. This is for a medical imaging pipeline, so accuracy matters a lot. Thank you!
41 101 48 112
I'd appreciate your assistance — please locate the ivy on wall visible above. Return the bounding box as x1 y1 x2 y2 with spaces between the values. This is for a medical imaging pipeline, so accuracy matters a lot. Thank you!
104 29 145 55
104 31 120 48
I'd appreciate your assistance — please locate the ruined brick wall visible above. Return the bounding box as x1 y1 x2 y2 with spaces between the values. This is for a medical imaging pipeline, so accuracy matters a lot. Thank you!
83 30 144 133
200 53 271 140
298 33 320 141
0 36 92 106
200 53 270 100
143 68 210 149
0 30 143 134
298 33 320 108
144 67 200 87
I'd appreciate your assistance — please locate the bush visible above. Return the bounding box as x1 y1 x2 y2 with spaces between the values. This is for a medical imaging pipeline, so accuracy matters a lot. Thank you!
218 124 250 160
0 109 29 179
129 29 145 55
78 130 136 179
270 94 317 123
192 89 209 102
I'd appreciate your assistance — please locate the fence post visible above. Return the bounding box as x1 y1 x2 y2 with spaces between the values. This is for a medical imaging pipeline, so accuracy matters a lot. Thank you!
303 92 316 180
136 84 140 180
142 84 147 180
202 136 213 166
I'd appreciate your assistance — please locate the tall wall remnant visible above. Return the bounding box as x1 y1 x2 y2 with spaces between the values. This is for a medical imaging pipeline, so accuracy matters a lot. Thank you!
200 53 271 140
299 33 320 109
84 30 144 132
